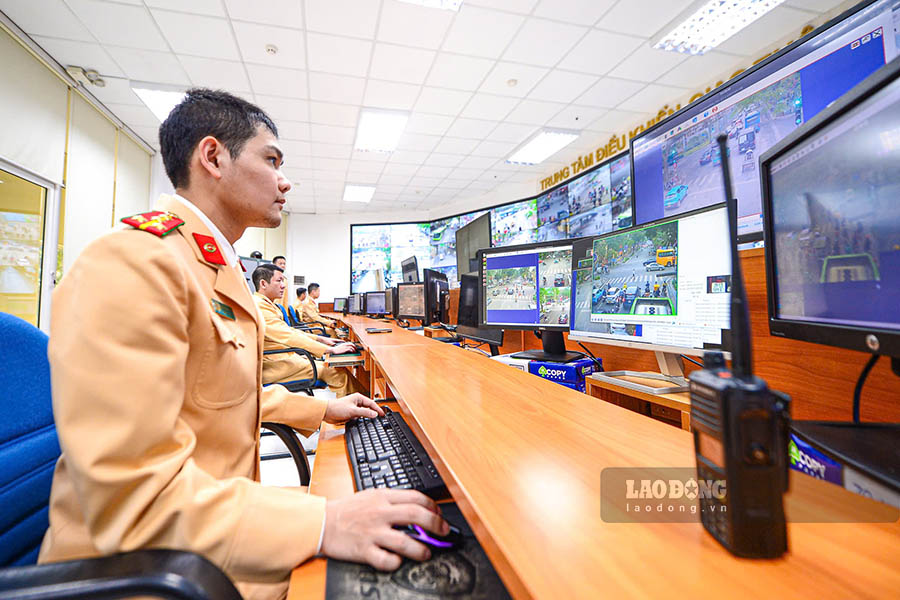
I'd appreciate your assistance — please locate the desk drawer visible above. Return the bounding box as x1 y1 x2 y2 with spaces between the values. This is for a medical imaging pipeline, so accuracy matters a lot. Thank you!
650 404 682 426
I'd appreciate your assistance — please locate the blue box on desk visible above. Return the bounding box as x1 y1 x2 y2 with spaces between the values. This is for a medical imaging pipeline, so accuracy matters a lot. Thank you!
528 358 596 386
557 380 586 393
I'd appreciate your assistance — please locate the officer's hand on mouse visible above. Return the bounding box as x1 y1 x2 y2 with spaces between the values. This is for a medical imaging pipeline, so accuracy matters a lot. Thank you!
331 342 357 355
323 393 383 424
321 489 449 570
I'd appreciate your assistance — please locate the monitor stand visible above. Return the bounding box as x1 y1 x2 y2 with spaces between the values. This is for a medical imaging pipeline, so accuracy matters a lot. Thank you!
590 351 689 395
511 331 584 364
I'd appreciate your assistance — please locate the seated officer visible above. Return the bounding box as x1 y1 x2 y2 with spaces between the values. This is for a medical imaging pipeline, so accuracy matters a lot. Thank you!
293 286 308 317
39 88 447 600
252 264 358 397
301 282 338 333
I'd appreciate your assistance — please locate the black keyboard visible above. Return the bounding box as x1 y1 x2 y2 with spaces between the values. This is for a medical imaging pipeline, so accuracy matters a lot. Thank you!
345 407 447 498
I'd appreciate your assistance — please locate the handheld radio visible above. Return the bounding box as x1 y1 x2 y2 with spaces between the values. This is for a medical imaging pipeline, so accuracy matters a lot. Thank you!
687 134 791 558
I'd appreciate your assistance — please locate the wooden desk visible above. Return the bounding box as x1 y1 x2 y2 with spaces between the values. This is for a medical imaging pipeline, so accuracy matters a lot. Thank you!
289 314 900 600
586 373 692 430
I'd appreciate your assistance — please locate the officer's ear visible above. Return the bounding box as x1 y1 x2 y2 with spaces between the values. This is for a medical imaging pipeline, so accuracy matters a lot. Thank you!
196 136 228 181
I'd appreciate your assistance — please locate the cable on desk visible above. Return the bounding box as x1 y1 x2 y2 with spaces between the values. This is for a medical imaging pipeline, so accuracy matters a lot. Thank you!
853 354 879 423
681 354 703 368
576 342 604 372
460 341 491 357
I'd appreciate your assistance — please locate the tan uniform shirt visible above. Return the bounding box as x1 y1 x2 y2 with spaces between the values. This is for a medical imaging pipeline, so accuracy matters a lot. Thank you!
39 194 327 599
300 298 334 328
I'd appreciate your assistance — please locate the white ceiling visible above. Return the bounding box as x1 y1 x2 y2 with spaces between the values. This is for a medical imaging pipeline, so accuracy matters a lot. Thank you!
1 0 851 215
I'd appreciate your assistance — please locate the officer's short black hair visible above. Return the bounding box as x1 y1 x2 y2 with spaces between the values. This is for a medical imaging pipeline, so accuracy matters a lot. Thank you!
250 250 263 259
273 255 286 263
296 287 307 297
308 283 320 292
159 88 278 189
251 263 284 291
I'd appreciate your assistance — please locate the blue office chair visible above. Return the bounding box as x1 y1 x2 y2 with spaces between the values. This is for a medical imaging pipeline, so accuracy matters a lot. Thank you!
277 303 326 335
0 312 305 598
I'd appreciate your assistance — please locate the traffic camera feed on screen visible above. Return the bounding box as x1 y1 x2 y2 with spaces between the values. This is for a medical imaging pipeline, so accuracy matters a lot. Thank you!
483 245 572 327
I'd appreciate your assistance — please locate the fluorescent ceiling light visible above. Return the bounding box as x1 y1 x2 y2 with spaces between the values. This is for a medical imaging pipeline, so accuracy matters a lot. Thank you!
397 0 463 11
131 85 186 122
343 184 376 203
654 0 787 56
355 109 409 153
507 130 579 165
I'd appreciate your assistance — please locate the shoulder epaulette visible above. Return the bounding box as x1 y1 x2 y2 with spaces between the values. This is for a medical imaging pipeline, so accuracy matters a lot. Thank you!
121 211 184 237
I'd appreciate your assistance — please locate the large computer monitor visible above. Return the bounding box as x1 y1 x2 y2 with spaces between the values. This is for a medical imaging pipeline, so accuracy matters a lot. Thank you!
402 256 420 283
366 291 386 316
455 212 492 277
348 293 362 315
384 288 394 317
333 297 347 313
569 204 732 392
457 274 503 352
397 282 426 321
423 268 449 325
631 0 900 241
761 57 900 492
478 239 581 362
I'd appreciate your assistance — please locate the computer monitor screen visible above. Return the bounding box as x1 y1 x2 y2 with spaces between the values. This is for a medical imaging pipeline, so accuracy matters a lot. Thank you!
333 297 347 312
397 283 426 320
366 291 386 315
631 0 900 239
478 241 573 331
569 204 731 354
423 268 449 325
457 274 504 347
384 288 393 315
455 212 492 277
347 294 359 314
402 256 420 283
762 60 900 356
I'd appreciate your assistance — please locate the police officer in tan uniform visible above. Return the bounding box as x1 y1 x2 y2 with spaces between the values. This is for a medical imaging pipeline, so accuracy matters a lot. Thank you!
301 282 338 334
39 89 448 599
251 263 359 396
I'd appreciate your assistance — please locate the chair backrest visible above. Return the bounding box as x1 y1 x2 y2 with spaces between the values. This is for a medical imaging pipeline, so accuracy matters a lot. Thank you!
0 312 60 567
276 303 291 325
287 305 300 326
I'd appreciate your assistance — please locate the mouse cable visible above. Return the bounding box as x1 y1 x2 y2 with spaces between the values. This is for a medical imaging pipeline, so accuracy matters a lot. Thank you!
853 354 879 424
576 342 604 372
680 354 703 368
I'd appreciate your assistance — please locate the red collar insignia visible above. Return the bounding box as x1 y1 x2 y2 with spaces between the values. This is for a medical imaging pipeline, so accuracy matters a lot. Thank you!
121 211 184 237
192 233 227 265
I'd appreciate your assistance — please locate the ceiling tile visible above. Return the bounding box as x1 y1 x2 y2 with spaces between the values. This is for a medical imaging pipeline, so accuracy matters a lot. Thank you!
311 143 353 159
105 102 160 127
414 87 473 116
247 64 307 98
232 21 305 68
310 123 356 145
445 117 494 139
502 18 588 67
442 5 525 59
448 166 486 180
656 50 742 89
433 137 481 155
0 0 94 41
105 46 190 85
457 155 497 170
585 108 648 134
486 122 537 143
377 0 455 50
528 70 597 103
426 52 494 90
256 95 310 122
146 0 225 17
557 29 644 75
363 80 421 110
306 33 371 77
471 140 517 158
278 120 311 141
151 10 239 60
576 77 645 109
224 0 302 28
308 72 365 104
280 139 312 156
607 44 687 83
459 93 518 121
369 43 435 84
532 0 616 25
478 61 549 98
381 163 419 176
410 176 444 187
312 156 349 171
304 0 379 38
716 6 815 57
130 125 160 148
617 83 687 113
397 133 441 153
427 153 465 167
546 105 606 130
379 173 412 185
596 0 694 39
348 159 387 174
345 171 380 184
85 77 142 105
67 0 167 50
352 150 390 163
466 0 539 14
178 55 251 92
309 101 359 126
32 36 124 76
405 112 454 135
416 165 454 179
505 99 565 125
785 0 846 11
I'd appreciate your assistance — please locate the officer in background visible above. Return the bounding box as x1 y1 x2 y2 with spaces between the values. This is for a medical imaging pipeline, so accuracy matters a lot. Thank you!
39 89 447 600
301 282 338 335
294 286 309 321
271 255 290 307
252 264 359 397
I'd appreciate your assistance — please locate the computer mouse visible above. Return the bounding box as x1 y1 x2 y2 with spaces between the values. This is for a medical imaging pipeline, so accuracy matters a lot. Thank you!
395 522 463 550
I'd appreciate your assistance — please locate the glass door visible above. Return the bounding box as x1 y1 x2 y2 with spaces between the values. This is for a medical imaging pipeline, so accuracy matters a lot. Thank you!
0 167 48 326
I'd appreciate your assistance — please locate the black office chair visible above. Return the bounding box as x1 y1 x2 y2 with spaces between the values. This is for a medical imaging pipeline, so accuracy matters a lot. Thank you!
0 312 243 599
